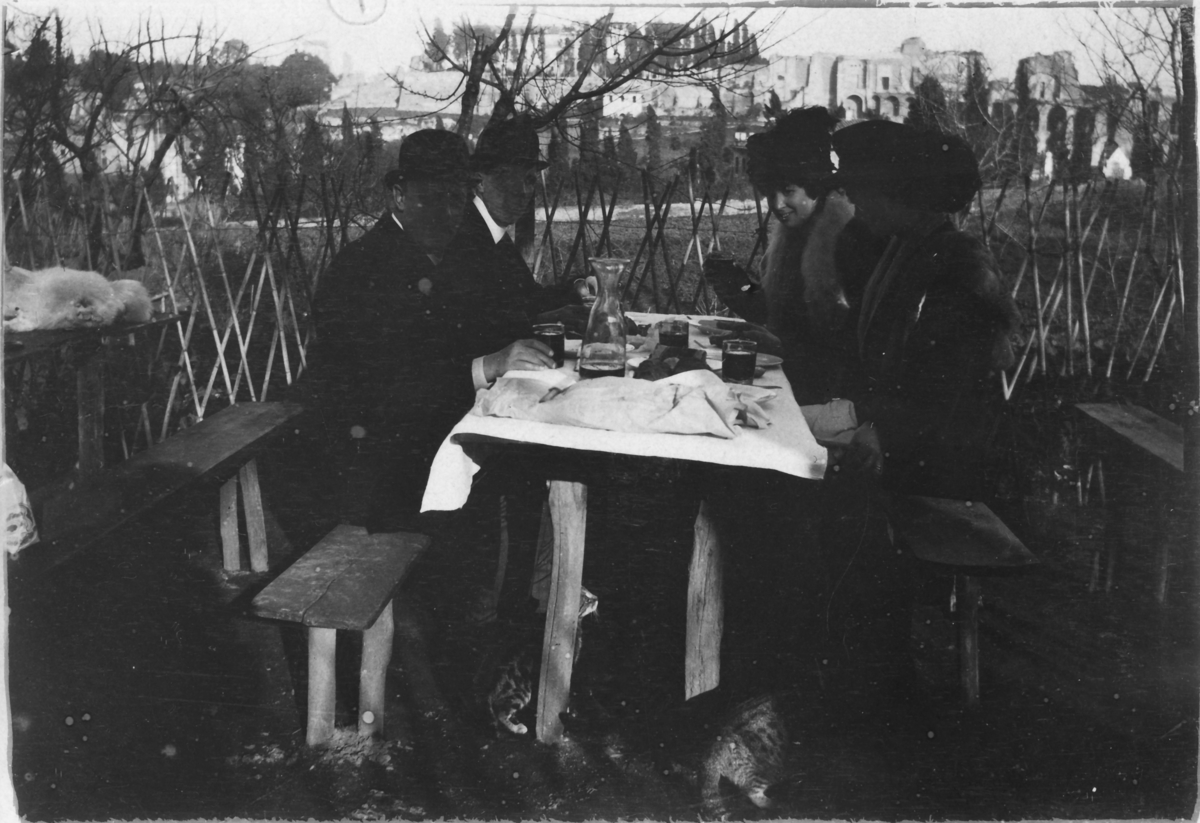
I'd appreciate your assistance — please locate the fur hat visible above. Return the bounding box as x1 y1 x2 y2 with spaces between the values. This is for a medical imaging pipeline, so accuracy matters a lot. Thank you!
472 113 549 172
384 130 476 188
832 120 981 213
746 107 839 194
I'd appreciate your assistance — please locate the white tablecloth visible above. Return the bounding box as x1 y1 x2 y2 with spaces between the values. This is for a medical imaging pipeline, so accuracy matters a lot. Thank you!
420 313 828 512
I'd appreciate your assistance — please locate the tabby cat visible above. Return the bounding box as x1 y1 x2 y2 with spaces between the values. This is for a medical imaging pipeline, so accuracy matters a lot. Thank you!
487 586 599 736
700 693 789 817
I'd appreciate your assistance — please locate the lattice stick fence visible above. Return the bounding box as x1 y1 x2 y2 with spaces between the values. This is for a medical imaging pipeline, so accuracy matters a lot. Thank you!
4 175 329 486
982 176 1186 399
4 167 1185 488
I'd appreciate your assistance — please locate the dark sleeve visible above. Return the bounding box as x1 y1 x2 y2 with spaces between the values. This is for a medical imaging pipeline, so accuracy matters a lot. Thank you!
306 240 392 436
854 238 1007 466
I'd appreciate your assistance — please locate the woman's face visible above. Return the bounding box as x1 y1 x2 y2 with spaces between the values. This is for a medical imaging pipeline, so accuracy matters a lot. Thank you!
842 184 907 237
771 184 818 229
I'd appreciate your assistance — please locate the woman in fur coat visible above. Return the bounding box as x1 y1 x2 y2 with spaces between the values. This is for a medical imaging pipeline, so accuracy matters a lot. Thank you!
744 108 883 404
831 120 1022 501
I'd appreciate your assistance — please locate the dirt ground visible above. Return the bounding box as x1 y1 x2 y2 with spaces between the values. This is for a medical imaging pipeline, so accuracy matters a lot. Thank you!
8 424 1199 821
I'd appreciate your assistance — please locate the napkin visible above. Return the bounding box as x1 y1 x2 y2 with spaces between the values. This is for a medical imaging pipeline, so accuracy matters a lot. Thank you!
661 370 775 430
476 374 738 438
472 368 778 438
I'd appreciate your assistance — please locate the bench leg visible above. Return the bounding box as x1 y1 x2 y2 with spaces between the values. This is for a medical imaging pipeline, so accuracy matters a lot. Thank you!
957 573 981 708
220 475 242 571
686 499 724 700
307 627 337 746
77 350 106 480
359 600 394 738
239 458 269 573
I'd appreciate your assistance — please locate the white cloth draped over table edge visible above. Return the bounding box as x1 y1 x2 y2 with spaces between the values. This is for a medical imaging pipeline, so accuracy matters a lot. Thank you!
420 314 846 513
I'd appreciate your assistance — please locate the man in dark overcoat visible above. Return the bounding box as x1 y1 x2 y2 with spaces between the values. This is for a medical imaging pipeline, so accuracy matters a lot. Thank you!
442 113 576 324
307 129 555 533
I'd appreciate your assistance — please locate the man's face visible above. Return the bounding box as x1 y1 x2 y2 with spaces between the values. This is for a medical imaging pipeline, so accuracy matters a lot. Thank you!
478 163 539 227
842 184 903 237
393 178 470 254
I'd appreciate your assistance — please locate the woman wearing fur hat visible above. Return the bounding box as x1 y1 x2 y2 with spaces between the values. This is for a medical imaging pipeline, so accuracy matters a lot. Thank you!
744 107 883 404
831 120 1022 501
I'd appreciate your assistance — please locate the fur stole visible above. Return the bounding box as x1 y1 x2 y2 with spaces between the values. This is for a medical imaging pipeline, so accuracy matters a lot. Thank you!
759 190 856 337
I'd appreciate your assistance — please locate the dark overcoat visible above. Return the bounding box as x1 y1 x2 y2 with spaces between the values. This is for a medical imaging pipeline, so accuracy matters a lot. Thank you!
850 217 1021 500
306 212 545 531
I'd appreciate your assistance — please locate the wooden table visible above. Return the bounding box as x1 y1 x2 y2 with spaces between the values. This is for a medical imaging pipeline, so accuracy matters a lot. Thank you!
421 314 827 743
4 315 180 482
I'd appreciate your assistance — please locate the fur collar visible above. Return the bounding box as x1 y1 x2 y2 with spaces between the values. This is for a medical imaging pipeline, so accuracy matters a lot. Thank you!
759 190 856 335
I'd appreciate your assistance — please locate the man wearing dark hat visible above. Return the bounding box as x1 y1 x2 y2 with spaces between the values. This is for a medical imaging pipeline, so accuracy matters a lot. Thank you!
443 114 579 345
307 129 555 533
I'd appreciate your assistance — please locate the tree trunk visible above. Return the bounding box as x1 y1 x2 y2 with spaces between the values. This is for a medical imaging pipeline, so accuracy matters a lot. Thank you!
454 53 488 137
125 111 192 270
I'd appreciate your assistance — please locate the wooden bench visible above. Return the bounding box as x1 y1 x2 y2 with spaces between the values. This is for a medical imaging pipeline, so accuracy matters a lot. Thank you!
12 401 306 585
250 524 430 746
889 495 1037 707
1076 402 1184 601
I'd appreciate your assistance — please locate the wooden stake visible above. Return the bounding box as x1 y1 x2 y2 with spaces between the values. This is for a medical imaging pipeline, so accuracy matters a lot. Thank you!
1107 191 1153 379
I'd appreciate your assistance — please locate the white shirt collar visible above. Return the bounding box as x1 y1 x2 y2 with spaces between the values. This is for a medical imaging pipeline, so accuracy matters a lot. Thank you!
473 195 510 245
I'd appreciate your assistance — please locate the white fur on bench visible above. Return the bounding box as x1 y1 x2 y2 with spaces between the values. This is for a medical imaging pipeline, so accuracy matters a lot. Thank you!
3 265 153 332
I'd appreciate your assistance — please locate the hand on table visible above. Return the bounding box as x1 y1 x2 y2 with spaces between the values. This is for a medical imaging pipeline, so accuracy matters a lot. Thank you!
839 423 883 478
483 339 556 383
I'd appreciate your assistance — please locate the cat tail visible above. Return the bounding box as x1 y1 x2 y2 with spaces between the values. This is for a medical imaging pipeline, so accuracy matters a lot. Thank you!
111 280 153 323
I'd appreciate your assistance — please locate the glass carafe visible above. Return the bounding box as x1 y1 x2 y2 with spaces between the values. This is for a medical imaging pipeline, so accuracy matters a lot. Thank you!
578 258 629 379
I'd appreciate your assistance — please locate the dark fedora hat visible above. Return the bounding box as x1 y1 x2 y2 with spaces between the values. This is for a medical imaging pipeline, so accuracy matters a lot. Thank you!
746 107 839 193
383 129 476 188
472 113 549 172
832 120 981 213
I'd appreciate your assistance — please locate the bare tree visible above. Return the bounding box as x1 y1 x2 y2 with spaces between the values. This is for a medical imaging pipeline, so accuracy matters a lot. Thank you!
1074 7 1184 185
413 8 770 136
4 13 256 269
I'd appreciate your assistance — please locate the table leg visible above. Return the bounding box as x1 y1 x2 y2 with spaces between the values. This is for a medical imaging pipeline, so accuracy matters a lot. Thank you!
536 479 587 744
76 350 105 479
530 498 554 612
686 499 724 700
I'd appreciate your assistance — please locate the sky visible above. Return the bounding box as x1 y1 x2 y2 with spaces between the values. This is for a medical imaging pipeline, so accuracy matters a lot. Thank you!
6 0 1181 87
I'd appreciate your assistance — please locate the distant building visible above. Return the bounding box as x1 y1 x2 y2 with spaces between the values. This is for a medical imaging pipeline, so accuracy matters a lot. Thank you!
323 32 1175 181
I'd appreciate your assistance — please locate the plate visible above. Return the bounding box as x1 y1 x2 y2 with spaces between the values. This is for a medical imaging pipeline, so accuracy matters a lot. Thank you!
757 353 783 368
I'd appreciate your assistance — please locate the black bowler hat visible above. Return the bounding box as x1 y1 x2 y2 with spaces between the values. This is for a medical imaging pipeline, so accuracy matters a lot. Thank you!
471 113 549 172
383 130 476 188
